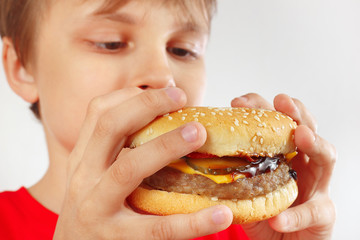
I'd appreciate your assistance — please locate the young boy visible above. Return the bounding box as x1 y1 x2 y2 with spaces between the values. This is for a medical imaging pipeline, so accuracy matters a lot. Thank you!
0 0 336 239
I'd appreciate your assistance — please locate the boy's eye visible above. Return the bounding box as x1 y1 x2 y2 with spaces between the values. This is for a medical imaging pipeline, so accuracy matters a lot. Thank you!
94 41 128 51
167 47 197 59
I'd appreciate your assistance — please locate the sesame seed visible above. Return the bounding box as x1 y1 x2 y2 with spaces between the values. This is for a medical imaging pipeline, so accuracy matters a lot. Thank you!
200 113 205 117
195 118 199 122
234 119 240 126
264 113 269 117
260 137 264 144
263 122 267 127
219 112 224 116
252 136 257 142
272 126 277 132
243 115 248 118
251 110 256 114
181 117 186 121
244 112 249 116
227 112 233 116
281 125 285 130
275 115 280 121
243 120 249 125
191 108 196 111
230 126 235 132
241 109 246 113
163 113 169 117
168 116 173 120
254 116 261 122
258 123 263 127
206 123 212 126
183 113 188 116
256 131 262 136
250 147 254 152
178 109 183 113
211 112 216 116
211 197 218 201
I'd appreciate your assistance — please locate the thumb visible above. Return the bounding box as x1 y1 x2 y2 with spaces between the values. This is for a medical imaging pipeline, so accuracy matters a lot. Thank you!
268 198 335 233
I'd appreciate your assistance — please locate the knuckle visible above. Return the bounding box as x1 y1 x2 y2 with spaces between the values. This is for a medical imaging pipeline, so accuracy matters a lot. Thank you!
88 96 106 118
111 159 137 186
309 202 321 225
151 219 175 240
188 215 202 236
157 136 174 154
290 209 303 230
328 143 337 166
140 91 162 110
94 113 116 138
328 199 337 223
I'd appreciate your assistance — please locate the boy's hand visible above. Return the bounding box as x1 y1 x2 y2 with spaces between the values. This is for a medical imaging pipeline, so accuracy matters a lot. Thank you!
231 93 336 240
53 87 233 239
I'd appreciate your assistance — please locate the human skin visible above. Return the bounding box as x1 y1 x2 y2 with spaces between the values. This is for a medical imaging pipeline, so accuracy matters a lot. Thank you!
2 0 335 239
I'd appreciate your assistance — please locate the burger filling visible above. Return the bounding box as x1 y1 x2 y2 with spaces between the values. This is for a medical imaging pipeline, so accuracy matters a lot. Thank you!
143 153 297 200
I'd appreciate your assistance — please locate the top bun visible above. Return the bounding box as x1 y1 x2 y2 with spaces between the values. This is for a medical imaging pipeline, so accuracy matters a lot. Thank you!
130 107 297 157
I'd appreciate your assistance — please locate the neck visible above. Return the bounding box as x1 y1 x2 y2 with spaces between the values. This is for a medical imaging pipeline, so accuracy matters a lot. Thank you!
28 129 69 214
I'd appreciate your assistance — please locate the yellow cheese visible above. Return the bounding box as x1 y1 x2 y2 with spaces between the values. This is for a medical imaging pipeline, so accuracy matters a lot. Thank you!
168 159 245 184
285 151 298 162
168 152 298 184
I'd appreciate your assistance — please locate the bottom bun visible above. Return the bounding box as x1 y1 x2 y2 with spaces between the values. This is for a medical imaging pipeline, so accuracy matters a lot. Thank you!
128 178 298 224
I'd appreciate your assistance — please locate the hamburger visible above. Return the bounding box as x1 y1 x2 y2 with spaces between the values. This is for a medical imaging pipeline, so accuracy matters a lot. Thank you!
128 107 298 224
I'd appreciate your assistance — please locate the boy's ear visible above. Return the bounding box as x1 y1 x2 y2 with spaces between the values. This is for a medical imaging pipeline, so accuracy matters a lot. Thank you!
2 37 38 103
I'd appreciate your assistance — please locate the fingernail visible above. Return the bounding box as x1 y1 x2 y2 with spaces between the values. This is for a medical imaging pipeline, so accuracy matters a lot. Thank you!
181 124 198 142
237 95 248 103
212 208 227 225
165 87 182 103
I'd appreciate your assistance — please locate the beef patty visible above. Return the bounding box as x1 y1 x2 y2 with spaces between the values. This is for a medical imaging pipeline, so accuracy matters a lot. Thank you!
143 161 293 200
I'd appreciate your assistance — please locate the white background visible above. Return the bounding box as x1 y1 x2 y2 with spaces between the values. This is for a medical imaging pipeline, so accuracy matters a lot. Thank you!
1 0 359 239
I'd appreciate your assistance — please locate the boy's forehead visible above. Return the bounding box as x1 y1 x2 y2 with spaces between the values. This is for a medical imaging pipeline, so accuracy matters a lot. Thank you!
71 0 211 32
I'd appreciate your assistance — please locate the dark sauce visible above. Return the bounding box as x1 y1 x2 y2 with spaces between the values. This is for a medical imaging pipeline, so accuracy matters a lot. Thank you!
233 156 280 178
289 169 298 180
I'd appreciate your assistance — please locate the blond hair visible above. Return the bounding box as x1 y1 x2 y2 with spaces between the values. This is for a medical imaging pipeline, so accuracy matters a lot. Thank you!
0 0 217 119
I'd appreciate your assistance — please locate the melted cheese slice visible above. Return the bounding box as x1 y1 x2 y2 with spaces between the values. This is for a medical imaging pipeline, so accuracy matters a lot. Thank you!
168 152 297 184
168 159 245 184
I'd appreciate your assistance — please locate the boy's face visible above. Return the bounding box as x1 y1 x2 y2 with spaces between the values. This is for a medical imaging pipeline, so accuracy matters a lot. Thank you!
32 0 208 150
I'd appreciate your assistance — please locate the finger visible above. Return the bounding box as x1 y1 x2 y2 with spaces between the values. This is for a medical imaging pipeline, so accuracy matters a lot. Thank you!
95 122 206 207
132 205 233 239
294 125 337 192
68 87 144 176
231 93 274 110
78 87 187 179
268 198 336 233
274 94 318 132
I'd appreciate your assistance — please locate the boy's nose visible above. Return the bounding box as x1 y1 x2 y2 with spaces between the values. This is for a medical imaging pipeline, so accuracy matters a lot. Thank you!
131 50 175 90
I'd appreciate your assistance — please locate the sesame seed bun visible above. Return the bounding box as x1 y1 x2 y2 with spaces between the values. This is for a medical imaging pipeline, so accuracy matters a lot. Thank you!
128 107 298 224
130 107 297 157
128 178 298 224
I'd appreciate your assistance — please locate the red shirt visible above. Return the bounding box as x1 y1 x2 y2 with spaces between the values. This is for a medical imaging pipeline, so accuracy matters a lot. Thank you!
0 188 249 239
